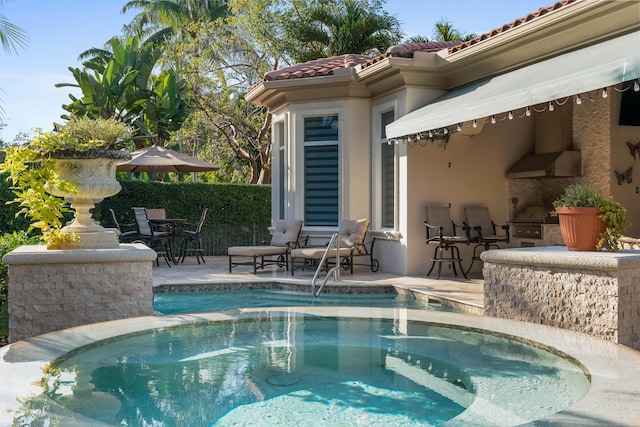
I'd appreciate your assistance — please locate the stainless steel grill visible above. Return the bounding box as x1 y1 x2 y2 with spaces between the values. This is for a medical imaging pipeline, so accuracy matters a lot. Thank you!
511 206 557 239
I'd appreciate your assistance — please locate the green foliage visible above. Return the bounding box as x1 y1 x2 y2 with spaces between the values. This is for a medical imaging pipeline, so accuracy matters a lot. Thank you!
31 116 134 154
95 181 272 253
142 71 191 144
283 0 402 62
553 183 628 252
0 118 134 246
56 36 166 126
0 145 75 244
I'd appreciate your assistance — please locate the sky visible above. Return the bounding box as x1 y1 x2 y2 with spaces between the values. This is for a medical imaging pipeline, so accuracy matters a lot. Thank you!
0 0 546 142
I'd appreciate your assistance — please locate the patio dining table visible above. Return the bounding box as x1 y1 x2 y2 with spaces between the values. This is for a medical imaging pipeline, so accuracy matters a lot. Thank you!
149 218 186 264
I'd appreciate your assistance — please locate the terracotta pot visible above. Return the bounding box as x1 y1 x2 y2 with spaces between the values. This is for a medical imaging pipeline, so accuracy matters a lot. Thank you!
555 207 605 251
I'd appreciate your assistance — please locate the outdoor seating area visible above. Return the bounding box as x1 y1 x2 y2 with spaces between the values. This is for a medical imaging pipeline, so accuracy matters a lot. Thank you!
107 207 217 267
463 207 510 275
424 206 468 279
227 219 303 274
290 218 380 275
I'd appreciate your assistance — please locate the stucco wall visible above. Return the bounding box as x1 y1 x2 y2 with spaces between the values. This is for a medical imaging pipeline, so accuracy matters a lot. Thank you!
611 88 640 237
404 116 533 276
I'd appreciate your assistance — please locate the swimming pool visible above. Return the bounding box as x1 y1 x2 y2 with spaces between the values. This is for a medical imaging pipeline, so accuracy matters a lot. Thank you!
4 307 637 426
153 289 445 314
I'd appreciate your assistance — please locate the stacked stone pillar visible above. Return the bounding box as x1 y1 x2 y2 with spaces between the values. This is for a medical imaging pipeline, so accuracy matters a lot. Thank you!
3 244 157 342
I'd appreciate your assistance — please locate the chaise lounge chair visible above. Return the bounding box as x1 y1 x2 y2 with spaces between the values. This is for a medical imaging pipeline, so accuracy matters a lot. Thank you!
228 219 303 274
290 218 376 275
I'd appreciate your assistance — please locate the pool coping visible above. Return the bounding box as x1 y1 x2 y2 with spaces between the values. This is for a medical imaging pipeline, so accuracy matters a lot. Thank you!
1 307 639 426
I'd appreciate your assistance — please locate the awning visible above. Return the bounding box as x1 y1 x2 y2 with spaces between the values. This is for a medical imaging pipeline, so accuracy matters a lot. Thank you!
386 30 640 139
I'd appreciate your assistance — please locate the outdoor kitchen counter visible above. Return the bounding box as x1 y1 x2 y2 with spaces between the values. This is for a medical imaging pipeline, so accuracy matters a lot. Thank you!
481 246 640 351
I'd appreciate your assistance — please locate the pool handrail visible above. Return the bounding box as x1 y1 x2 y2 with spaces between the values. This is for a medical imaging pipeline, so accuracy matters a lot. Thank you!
311 233 341 296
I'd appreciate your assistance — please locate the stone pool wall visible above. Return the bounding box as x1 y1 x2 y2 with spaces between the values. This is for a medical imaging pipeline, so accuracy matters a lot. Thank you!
482 247 640 351
3 244 157 342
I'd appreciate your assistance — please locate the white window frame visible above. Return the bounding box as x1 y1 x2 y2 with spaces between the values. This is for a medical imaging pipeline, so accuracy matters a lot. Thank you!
372 102 398 231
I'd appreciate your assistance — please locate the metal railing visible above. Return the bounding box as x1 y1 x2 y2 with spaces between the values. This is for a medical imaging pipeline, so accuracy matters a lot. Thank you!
311 233 341 297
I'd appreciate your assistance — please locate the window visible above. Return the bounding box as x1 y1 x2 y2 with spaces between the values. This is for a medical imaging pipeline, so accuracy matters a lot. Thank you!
304 115 339 226
380 110 395 228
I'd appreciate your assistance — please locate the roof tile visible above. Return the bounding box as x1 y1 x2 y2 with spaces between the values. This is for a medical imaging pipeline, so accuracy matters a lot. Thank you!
448 0 576 54
249 0 576 91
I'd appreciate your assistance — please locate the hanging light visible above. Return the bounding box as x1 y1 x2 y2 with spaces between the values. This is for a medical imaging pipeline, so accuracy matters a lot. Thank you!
456 123 462 132
508 111 514 120
443 127 449 135
575 94 582 105
491 115 496 124
428 130 433 138
525 107 531 117
602 87 608 98
472 119 477 128
634 80 640 92
548 101 554 111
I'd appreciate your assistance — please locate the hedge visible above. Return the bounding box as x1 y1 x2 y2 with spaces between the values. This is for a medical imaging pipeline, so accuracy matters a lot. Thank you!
0 176 272 256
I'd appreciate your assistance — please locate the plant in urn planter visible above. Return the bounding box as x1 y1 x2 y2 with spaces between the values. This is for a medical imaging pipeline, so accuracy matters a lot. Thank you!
552 184 627 251
1 117 133 249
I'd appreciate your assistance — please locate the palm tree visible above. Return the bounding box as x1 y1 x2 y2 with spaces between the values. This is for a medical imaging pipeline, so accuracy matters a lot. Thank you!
432 18 477 42
0 0 27 116
0 0 27 54
122 0 230 40
286 0 402 63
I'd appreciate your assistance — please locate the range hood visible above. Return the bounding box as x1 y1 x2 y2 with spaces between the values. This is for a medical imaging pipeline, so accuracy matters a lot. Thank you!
506 151 581 179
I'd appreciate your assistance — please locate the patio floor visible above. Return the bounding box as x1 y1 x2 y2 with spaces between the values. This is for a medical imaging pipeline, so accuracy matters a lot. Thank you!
152 256 485 314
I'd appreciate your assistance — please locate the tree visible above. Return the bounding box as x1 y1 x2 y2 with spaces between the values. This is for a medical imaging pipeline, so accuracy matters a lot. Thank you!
55 35 190 147
0 0 27 117
122 0 230 41
432 18 477 42
284 0 402 63
0 0 26 55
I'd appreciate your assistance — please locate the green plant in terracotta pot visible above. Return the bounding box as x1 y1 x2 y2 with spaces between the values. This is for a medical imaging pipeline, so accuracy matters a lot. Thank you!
0 116 134 249
552 183 627 251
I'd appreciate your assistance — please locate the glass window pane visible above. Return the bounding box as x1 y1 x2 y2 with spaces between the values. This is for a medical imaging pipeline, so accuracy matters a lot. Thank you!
304 145 339 226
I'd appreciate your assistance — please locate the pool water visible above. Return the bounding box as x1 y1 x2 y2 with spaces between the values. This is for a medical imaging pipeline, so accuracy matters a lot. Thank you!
153 289 446 314
34 312 589 426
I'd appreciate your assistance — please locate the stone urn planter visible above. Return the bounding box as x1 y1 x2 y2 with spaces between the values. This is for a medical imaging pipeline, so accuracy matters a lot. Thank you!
555 207 606 251
46 149 132 249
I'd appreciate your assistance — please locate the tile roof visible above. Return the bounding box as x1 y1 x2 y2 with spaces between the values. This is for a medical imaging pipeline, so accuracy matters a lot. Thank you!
448 0 576 54
251 0 576 89
264 54 371 81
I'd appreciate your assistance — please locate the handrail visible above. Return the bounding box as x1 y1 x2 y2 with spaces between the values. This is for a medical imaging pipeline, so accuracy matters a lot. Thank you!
311 233 341 296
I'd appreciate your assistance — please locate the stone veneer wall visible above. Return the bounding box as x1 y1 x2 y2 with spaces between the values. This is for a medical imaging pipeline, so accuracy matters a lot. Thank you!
3 244 157 342
482 247 640 351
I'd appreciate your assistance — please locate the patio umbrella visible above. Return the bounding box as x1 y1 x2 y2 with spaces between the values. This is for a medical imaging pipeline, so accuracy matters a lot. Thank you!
116 144 220 173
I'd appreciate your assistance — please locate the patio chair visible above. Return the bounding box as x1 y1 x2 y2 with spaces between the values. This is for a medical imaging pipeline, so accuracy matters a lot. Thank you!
177 208 209 264
463 206 510 275
132 207 174 267
109 208 139 243
228 219 303 274
290 218 375 276
424 206 469 279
